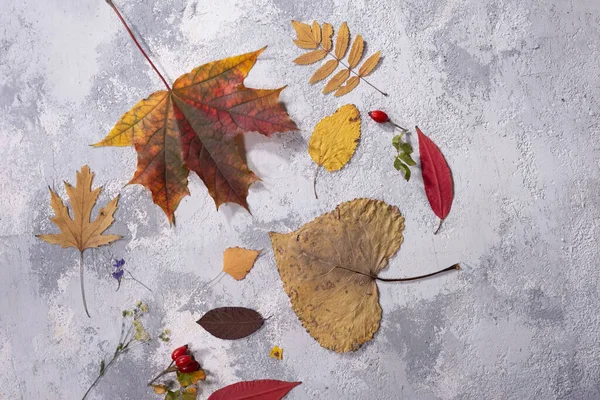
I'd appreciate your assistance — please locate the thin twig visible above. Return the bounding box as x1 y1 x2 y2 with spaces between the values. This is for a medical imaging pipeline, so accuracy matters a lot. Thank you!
313 165 320 199
319 44 387 96
334 264 460 282
147 361 177 386
126 271 153 293
80 251 91 318
105 0 172 91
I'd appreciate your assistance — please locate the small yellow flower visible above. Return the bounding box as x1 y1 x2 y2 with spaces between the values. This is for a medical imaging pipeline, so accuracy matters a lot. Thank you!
270 345 283 360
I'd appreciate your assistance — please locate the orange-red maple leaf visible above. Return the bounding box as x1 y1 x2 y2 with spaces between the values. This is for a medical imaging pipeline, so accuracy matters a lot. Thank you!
94 47 297 223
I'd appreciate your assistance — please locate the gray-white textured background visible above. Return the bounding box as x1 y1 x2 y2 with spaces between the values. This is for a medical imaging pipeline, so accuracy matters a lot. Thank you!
1 0 599 399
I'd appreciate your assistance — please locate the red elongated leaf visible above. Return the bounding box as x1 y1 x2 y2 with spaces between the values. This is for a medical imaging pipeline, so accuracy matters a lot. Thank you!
416 126 454 233
196 307 264 339
208 380 301 400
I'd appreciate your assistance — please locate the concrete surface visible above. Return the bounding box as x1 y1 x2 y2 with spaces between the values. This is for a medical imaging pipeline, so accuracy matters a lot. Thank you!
1 0 599 399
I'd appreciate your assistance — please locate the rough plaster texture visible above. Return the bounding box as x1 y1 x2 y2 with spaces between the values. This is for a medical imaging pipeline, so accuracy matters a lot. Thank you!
1 0 599 399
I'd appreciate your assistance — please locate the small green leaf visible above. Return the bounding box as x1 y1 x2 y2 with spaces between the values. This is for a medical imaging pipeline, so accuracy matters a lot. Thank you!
397 162 411 181
99 360 105 375
165 390 181 400
177 370 206 387
399 142 413 154
398 152 417 166
392 135 402 151
393 157 404 171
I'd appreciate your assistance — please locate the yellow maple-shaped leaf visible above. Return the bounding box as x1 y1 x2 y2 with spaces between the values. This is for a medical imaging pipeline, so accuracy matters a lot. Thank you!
223 247 261 280
270 345 283 360
269 198 405 353
37 165 120 317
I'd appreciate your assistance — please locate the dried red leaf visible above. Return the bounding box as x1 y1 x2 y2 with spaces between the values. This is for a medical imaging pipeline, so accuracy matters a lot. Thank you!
208 380 301 400
416 126 454 233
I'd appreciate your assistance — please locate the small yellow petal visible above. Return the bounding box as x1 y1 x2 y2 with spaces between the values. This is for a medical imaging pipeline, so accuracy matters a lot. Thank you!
270 345 283 360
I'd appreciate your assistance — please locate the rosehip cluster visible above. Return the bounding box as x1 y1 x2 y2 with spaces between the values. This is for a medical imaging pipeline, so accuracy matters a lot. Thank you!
171 345 200 373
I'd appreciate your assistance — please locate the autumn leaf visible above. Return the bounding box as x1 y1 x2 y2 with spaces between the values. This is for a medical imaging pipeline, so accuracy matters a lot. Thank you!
269 345 283 360
96 2 297 224
151 384 168 394
416 126 454 234
37 166 120 317
177 370 206 387
208 380 301 400
292 20 386 96
308 104 361 198
196 307 264 340
223 247 261 280
269 198 459 352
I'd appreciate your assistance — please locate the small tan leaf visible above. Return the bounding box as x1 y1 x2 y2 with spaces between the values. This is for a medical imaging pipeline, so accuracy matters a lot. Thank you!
292 20 315 43
322 23 334 51
347 35 364 68
293 49 328 65
294 39 318 49
334 22 350 59
311 21 321 44
334 76 360 97
223 247 261 280
309 59 339 83
323 68 350 94
358 51 381 77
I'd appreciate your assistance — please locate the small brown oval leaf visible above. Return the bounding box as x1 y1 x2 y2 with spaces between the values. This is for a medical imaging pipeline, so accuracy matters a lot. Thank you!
309 59 339 83
197 307 264 340
323 68 350 94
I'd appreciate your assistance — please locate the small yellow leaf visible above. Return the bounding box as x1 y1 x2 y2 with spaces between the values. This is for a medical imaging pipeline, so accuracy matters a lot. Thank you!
322 23 334 51
270 345 284 360
293 39 318 49
311 21 321 44
334 22 350 59
291 20 315 44
308 104 361 172
223 247 261 280
334 76 360 97
347 35 364 68
152 384 168 395
309 59 339 84
358 51 381 77
184 387 198 394
293 49 328 65
323 69 350 94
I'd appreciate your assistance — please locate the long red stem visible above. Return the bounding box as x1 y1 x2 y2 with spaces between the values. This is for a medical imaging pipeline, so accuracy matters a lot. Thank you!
105 0 172 91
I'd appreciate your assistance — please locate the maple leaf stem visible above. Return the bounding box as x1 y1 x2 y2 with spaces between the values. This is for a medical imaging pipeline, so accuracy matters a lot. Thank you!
80 251 91 318
376 264 460 282
434 218 444 234
105 0 172 91
321 46 388 96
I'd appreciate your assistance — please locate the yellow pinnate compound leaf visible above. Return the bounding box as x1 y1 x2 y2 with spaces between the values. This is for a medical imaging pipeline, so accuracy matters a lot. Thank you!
223 247 261 280
293 49 327 65
291 20 316 44
334 76 360 97
359 51 381 77
308 104 360 171
309 59 338 83
269 198 405 352
334 22 350 59
322 68 350 94
321 23 334 51
311 21 321 44
347 35 364 68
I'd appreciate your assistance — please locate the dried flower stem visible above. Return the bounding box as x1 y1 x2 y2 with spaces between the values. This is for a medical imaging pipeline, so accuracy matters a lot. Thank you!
80 251 91 318
334 264 460 282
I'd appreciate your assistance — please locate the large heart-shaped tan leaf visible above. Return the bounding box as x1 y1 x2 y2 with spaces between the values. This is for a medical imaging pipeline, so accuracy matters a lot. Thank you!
269 198 405 352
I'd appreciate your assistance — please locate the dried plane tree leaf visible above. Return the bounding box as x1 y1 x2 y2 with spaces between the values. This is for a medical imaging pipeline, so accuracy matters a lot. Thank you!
292 20 386 96
223 247 261 280
269 198 459 352
196 307 264 340
37 166 120 317
308 104 361 198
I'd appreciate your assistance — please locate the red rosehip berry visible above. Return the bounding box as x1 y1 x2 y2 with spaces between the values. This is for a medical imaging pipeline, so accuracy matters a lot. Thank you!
175 355 194 369
178 361 200 373
171 345 188 361
368 110 389 123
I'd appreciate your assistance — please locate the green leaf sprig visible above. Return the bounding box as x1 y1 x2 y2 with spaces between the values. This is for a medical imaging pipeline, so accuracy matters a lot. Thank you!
392 130 416 181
